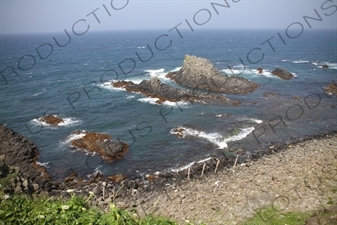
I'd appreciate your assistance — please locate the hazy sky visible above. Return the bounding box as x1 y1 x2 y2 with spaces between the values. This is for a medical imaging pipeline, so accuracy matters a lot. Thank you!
0 0 336 34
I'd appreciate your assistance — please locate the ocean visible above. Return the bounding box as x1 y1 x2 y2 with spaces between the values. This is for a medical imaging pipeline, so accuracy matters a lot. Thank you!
1 29 336 180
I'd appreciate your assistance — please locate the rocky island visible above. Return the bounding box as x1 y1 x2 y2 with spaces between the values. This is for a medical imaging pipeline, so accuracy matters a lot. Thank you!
113 77 241 105
272 68 294 80
70 131 129 162
166 54 259 94
40 114 64 126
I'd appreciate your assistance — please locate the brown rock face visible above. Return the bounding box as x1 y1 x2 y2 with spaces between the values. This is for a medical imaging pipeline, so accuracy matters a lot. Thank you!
272 68 294 80
40 115 64 126
166 55 259 94
70 131 128 162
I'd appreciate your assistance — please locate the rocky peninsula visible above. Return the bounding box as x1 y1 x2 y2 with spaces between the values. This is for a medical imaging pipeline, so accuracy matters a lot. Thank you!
166 55 259 94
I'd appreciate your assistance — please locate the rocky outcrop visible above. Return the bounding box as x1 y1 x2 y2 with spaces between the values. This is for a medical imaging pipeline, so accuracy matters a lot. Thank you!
40 114 64 126
0 124 56 194
70 131 129 162
165 55 259 94
322 64 329 69
323 81 337 96
113 77 240 105
272 68 294 80
257 68 263 74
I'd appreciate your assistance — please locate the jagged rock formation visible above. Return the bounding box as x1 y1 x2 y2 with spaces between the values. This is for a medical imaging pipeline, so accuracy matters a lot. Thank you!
257 68 263 74
113 77 240 105
70 131 129 162
165 55 259 94
0 124 55 194
272 68 294 80
40 115 64 126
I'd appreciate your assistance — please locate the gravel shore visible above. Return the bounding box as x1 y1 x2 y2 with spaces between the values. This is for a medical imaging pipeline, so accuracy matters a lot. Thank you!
125 132 337 224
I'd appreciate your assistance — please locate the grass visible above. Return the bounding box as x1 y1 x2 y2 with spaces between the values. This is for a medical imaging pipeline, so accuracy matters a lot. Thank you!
0 190 178 225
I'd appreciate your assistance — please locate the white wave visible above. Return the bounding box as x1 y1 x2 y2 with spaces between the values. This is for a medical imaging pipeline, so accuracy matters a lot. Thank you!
137 97 160 105
145 68 165 76
162 100 189 107
293 60 309 64
137 46 145 49
61 130 86 146
170 157 212 172
127 95 135 99
197 157 212 163
32 92 43 97
252 119 263 124
170 161 195 172
170 126 255 149
137 97 189 107
99 81 124 91
312 62 337 69
222 68 274 78
36 161 49 168
30 117 81 128
144 68 170 81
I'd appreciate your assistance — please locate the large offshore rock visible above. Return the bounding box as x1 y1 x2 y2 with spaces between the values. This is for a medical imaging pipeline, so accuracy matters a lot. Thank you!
166 55 259 94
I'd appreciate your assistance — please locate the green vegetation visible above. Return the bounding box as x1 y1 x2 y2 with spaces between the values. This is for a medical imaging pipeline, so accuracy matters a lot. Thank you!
241 207 310 225
0 191 178 225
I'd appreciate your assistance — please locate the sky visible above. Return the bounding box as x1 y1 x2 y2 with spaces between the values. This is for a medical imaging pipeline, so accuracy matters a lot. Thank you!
0 0 336 34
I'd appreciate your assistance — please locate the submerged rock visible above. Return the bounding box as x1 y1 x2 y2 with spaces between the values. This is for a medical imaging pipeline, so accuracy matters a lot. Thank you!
70 131 128 162
272 68 294 80
113 77 240 105
322 64 329 69
166 54 259 94
40 114 64 126
257 68 263 74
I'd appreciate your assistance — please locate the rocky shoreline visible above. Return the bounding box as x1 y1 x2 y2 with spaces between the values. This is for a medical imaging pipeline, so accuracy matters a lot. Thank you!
1 123 337 224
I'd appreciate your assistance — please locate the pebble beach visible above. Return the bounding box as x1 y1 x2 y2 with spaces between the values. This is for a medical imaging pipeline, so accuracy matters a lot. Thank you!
121 132 337 224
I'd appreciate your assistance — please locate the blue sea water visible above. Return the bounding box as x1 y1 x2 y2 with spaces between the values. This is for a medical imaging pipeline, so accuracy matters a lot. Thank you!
1 29 336 180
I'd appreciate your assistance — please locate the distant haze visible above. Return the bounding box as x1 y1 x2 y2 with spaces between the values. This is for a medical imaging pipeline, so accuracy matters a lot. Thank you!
0 0 336 34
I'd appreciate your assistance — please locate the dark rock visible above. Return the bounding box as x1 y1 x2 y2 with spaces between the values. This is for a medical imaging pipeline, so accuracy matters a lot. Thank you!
40 114 64 126
108 174 127 183
113 77 240 105
0 124 56 194
322 64 329 69
0 155 9 178
323 81 337 96
165 55 259 94
271 68 294 80
70 131 129 162
257 68 263 74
